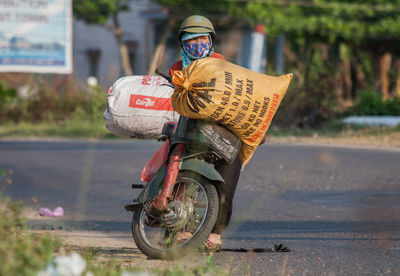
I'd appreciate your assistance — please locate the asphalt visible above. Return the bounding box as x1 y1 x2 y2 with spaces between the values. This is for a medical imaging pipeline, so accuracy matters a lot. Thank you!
0 140 399 275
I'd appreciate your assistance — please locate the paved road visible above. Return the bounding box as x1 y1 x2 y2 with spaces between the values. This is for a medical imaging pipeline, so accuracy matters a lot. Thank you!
1 140 399 275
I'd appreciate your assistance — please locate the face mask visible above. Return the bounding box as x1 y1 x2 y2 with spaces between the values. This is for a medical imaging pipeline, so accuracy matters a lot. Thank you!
183 41 211 59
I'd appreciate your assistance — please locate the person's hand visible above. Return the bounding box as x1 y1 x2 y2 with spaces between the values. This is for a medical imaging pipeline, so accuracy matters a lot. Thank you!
259 134 268 145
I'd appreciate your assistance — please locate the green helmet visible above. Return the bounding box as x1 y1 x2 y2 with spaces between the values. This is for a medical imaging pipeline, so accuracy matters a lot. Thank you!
178 15 216 41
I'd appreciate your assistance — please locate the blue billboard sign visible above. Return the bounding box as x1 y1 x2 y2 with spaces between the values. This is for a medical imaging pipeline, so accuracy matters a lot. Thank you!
0 0 72 73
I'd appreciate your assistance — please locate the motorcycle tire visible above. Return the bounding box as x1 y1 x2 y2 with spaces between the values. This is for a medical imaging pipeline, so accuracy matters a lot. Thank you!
131 173 219 260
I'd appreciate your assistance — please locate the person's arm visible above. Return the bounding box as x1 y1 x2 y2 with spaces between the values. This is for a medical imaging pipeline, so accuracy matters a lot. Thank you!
259 133 268 145
210 52 226 60
169 60 182 76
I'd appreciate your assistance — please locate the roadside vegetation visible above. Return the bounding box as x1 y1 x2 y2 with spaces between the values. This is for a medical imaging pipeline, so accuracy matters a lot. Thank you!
1 2 400 140
1 2 399 274
0 79 399 141
0 171 227 275
157 0 400 124
2 1 400 139
0 80 112 139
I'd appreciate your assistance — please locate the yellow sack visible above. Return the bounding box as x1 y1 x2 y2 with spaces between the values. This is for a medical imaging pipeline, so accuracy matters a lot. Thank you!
172 58 293 165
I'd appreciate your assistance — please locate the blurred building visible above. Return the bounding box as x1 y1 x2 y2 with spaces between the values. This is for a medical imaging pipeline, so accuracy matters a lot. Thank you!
73 0 167 88
73 2 282 89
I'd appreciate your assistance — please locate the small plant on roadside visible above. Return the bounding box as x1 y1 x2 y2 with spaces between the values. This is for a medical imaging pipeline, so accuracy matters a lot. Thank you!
0 82 18 123
88 247 101 257
0 81 107 125
0 82 17 107
0 195 62 276
347 90 400 116
0 181 228 276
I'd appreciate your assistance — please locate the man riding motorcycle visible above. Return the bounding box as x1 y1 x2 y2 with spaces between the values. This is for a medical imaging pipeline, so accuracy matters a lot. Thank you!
168 15 266 251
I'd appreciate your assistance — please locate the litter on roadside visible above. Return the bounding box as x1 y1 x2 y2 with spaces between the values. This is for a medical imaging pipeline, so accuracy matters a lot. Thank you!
39 206 64 217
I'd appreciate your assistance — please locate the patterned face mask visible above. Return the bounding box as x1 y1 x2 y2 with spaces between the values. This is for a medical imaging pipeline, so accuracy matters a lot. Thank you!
183 41 212 59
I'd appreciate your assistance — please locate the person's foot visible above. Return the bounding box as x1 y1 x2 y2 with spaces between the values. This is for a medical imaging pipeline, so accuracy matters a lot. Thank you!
176 231 192 244
205 233 222 252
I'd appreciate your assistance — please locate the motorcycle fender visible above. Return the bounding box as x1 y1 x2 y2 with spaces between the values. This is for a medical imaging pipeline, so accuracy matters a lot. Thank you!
136 165 167 203
129 159 223 212
179 159 225 184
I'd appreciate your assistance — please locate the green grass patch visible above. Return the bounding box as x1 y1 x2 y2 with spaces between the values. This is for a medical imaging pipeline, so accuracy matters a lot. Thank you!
0 195 61 275
0 120 116 139
0 81 399 141
0 169 228 276
0 193 228 275
1 118 399 141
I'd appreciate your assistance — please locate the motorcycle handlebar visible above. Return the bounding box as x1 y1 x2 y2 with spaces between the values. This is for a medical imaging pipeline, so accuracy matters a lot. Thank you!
155 68 172 84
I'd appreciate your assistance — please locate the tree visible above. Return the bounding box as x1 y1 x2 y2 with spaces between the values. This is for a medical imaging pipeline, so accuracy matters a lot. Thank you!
156 0 236 16
156 0 400 124
231 0 400 99
73 0 133 76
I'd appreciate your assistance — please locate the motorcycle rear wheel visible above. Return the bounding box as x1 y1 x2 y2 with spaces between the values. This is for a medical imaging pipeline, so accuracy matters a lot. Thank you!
131 173 219 260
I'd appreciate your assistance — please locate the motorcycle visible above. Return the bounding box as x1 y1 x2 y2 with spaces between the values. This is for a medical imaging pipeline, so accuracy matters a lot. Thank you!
124 70 242 260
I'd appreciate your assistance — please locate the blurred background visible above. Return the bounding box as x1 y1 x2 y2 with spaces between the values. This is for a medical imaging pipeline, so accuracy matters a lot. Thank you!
0 0 399 138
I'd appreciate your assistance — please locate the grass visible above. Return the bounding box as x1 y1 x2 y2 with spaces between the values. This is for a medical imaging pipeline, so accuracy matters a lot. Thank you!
0 193 228 276
0 120 115 140
0 195 61 276
0 168 227 275
1 117 399 141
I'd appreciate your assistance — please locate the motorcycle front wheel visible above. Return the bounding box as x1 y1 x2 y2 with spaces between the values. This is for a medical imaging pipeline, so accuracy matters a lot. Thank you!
131 173 219 260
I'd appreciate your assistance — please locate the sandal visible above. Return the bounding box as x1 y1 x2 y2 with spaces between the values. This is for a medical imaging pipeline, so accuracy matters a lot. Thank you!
205 233 222 252
176 231 192 244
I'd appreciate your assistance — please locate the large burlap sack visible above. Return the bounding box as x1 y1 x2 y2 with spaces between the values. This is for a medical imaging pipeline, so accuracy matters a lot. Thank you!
172 58 293 165
104 75 179 139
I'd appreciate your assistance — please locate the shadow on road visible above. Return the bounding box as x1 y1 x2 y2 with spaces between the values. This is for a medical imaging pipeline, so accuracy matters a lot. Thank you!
28 218 131 232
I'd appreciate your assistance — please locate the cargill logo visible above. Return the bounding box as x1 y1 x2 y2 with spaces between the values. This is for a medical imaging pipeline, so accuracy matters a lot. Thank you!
136 98 155 108
129 94 174 111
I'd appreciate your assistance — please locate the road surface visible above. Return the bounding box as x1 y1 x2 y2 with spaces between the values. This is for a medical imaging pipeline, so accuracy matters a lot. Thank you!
1 140 399 275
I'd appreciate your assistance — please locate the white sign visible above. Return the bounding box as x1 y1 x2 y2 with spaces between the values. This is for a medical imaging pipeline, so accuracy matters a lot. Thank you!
0 0 72 73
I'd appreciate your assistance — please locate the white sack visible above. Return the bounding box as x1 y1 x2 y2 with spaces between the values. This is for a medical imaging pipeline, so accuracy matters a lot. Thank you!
104 76 179 139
